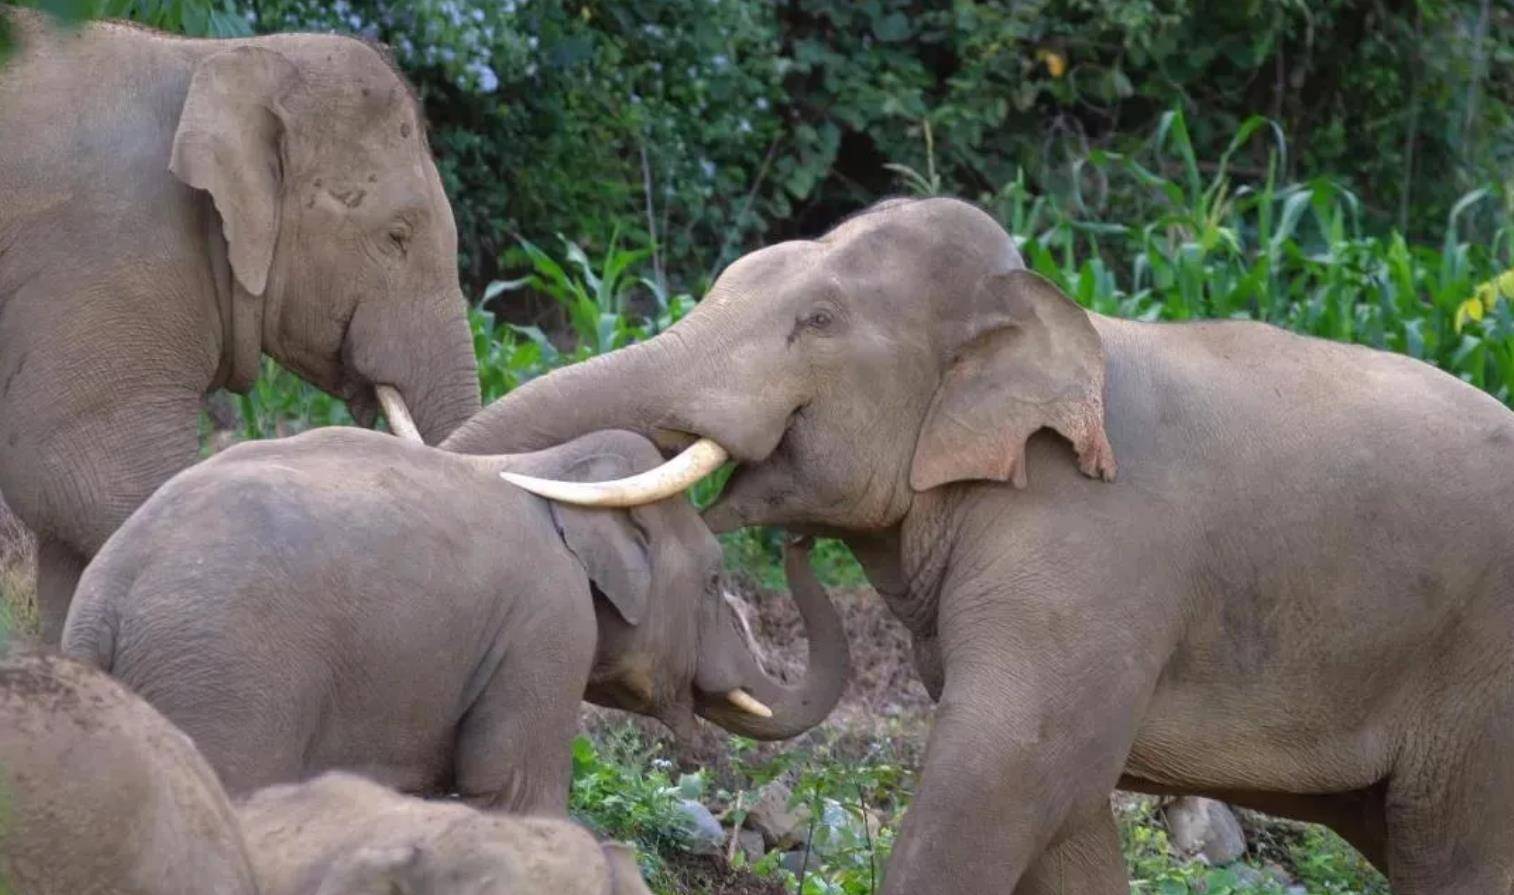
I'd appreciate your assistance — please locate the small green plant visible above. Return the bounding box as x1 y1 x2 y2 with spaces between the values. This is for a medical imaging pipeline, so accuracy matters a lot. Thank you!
568 729 705 890
1286 827 1389 895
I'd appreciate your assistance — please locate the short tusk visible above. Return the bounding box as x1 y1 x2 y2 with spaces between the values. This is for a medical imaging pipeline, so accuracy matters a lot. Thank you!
726 689 773 719
375 385 422 443
500 437 728 508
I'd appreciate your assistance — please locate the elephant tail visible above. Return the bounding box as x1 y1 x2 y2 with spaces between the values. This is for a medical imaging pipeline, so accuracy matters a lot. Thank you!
58 585 116 672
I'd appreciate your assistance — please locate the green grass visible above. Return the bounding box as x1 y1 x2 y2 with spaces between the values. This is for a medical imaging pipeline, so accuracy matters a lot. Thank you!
568 724 1390 895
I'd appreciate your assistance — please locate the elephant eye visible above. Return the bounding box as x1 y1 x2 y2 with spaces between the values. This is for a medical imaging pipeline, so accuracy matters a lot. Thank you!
387 224 411 253
802 308 835 330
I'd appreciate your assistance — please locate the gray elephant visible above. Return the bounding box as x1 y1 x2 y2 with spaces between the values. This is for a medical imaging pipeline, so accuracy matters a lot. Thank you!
0 9 482 643
237 771 653 895
440 197 1514 893
0 651 259 895
62 427 846 811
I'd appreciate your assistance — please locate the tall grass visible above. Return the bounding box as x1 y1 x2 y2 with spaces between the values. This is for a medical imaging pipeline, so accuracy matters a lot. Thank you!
980 111 1514 402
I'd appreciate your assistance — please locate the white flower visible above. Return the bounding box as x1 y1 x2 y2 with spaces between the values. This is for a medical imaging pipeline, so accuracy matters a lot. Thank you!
700 159 716 179
755 96 769 110
470 60 500 93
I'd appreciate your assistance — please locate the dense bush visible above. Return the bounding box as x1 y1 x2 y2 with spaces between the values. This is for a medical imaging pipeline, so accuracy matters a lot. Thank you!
9 1 1509 299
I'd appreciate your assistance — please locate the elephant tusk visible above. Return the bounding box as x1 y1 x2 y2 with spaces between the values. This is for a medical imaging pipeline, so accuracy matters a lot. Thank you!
500 437 729 507
375 385 423 443
726 689 773 719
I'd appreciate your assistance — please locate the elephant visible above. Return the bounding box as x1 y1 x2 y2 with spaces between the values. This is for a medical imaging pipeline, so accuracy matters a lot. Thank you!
438 196 1514 893
236 771 653 895
0 9 482 643
0 650 259 895
61 427 847 812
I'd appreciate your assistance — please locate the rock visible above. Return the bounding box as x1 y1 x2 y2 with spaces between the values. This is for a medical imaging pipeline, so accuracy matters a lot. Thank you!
1163 797 1247 865
1262 862 1294 886
780 848 813 877
1230 864 1267 888
737 828 766 863
675 799 724 856
745 780 810 849
1284 887 1307 895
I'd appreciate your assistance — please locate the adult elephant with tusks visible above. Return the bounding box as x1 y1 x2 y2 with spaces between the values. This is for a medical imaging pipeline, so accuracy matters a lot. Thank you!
445 196 1514 893
0 9 482 642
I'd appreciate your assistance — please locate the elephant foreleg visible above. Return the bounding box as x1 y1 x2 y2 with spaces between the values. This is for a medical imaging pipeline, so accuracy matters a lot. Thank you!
879 583 1165 894
1012 805 1128 895
453 587 597 816
36 535 87 644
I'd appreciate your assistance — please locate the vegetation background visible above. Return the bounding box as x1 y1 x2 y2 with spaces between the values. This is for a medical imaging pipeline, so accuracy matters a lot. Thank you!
2 1 1512 893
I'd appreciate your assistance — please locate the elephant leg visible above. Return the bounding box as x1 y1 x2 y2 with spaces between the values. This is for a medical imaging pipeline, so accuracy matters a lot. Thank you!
1384 702 1514 893
879 603 1160 895
453 592 596 816
36 535 87 644
1012 804 1128 895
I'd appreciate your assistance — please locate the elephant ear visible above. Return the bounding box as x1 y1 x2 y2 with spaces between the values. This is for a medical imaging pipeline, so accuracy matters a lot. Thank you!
910 269 1117 491
169 46 299 297
547 455 652 627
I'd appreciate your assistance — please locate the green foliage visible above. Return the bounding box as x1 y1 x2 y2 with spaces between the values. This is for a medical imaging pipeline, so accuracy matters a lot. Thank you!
1286 827 1390 895
568 730 705 890
735 737 910 895
1 0 248 59
572 725 1392 895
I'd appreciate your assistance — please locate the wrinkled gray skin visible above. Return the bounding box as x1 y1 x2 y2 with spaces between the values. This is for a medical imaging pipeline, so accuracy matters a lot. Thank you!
237 771 653 895
0 652 258 895
0 9 482 643
443 197 1514 893
62 428 846 811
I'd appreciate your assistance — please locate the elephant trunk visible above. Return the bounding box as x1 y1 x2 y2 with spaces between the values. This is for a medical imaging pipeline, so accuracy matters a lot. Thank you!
697 541 849 741
442 333 695 455
375 295 482 445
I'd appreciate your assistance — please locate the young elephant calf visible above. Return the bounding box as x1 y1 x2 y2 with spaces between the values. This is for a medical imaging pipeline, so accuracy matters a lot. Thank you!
0 651 259 895
238 771 653 895
62 428 846 812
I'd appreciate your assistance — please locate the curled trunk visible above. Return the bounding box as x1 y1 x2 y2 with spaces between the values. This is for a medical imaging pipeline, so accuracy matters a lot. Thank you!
698 540 849 740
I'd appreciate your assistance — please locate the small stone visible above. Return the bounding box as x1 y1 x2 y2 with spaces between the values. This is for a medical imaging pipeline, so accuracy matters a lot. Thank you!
1230 864 1267 888
1285 887 1307 895
780 848 814 877
1263 862 1293 886
737 828 766 863
1163 797 1247 865
745 780 810 849
675 799 724 856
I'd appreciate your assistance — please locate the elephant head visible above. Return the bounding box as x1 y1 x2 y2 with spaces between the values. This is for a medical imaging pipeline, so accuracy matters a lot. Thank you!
170 37 480 442
442 197 1114 533
501 432 849 742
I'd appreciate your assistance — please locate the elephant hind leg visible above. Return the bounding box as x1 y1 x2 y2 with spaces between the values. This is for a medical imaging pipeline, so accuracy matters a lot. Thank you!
36 534 87 645
1012 803 1129 895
